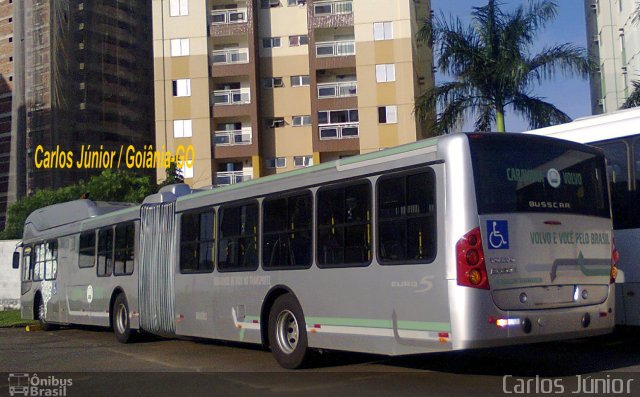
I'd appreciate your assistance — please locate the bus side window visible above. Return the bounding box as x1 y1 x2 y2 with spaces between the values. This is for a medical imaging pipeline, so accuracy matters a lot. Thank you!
218 202 259 272
79 231 96 268
114 223 136 276
377 169 436 264
97 228 114 277
317 181 371 268
263 192 312 270
22 246 33 281
33 244 44 281
180 211 215 274
44 241 58 280
597 141 631 229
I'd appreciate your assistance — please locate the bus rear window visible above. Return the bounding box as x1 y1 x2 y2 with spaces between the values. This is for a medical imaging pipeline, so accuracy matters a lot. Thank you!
469 134 610 217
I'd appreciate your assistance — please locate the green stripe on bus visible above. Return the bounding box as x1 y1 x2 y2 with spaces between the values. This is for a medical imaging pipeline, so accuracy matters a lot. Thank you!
304 317 451 332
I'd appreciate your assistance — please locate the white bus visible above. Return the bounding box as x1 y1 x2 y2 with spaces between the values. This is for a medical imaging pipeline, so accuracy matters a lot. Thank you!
528 107 640 326
13 133 616 368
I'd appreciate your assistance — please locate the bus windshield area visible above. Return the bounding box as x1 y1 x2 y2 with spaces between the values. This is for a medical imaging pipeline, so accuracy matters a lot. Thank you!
469 134 610 218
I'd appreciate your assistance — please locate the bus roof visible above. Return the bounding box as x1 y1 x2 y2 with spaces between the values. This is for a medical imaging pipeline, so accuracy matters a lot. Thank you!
24 200 136 234
525 107 640 143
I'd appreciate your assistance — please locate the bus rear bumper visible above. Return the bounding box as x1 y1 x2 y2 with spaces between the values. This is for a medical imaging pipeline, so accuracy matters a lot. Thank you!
453 306 615 350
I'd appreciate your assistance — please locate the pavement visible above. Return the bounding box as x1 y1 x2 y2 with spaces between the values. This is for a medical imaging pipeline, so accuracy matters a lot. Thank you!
1 327 640 396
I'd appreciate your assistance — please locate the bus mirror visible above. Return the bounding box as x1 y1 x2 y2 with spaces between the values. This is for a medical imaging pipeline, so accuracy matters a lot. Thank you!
12 251 19 269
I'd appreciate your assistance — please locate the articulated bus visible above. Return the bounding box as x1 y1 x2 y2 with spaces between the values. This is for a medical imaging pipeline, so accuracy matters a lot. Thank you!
528 107 640 326
13 133 616 368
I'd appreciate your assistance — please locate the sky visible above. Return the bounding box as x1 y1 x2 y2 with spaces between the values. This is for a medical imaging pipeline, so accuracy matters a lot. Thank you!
429 0 591 132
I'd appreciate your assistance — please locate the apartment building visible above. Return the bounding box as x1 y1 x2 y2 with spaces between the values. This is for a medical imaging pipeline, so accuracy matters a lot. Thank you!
153 0 433 187
585 0 640 113
10 0 155 195
0 0 12 228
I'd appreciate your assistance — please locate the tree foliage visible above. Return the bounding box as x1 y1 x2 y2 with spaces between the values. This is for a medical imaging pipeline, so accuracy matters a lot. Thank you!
416 0 592 133
1 169 160 239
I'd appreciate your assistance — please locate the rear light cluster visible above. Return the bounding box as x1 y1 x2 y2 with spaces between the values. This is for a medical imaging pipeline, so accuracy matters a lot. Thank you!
610 234 619 284
456 227 490 290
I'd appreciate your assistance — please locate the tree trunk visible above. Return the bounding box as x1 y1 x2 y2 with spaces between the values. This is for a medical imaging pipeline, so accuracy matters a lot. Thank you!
496 106 506 132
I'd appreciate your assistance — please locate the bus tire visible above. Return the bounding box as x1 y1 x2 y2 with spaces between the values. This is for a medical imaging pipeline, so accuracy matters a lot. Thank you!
112 293 133 343
36 295 54 331
268 294 310 369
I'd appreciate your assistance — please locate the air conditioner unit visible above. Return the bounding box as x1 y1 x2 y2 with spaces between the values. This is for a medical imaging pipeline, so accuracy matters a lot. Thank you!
597 99 604 106
592 35 599 43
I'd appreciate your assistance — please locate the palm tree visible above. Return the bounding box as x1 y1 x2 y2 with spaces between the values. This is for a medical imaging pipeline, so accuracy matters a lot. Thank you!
416 0 592 133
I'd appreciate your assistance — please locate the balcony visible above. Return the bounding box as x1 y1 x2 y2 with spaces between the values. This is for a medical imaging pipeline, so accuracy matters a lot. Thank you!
319 123 359 140
317 81 357 98
314 0 352 16
214 128 252 146
210 8 247 25
211 48 249 65
216 171 252 186
316 40 355 58
212 88 251 106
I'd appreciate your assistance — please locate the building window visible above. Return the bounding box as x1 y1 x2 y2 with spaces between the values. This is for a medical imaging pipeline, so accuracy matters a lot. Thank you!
289 35 308 46
292 115 311 126
288 0 306 6
317 181 372 267
290 75 310 87
181 161 194 179
218 202 259 271
267 117 286 128
114 223 135 276
376 64 396 82
377 169 436 264
373 22 393 41
97 228 114 277
318 109 358 124
293 156 313 167
173 120 193 138
169 0 189 16
266 157 287 169
78 231 96 268
172 79 191 97
180 210 215 273
262 37 281 48
263 77 285 88
263 192 312 269
170 38 190 56
378 106 398 124
261 0 280 8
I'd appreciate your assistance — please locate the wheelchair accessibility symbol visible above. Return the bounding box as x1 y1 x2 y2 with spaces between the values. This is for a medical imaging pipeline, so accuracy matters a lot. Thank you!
487 220 509 249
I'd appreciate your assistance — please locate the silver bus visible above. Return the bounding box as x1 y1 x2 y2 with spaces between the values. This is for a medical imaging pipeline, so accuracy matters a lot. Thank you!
528 107 640 326
14 133 616 368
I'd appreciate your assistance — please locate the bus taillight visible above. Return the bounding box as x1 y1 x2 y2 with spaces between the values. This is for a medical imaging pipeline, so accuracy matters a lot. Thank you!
610 235 619 284
456 227 490 290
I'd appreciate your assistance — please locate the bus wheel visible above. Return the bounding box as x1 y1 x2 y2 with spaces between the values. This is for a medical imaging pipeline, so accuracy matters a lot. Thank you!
112 293 133 343
268 294 310 369
36 296 53 331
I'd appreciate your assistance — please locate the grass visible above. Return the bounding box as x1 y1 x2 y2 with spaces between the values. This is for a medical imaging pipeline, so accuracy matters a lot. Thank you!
0 309 36 328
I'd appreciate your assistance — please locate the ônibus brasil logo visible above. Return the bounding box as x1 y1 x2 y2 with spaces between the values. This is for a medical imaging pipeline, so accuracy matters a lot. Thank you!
8 373 72 397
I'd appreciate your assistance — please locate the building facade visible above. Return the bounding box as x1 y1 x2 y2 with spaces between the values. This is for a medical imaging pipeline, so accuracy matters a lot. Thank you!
153 0 433 187
0 0 13 228
585 0 640 113
10 0 155 198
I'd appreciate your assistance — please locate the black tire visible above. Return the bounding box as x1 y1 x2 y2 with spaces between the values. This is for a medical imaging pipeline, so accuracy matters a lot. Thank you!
36 295 54 331
112 293 133 343
268 294 311 369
